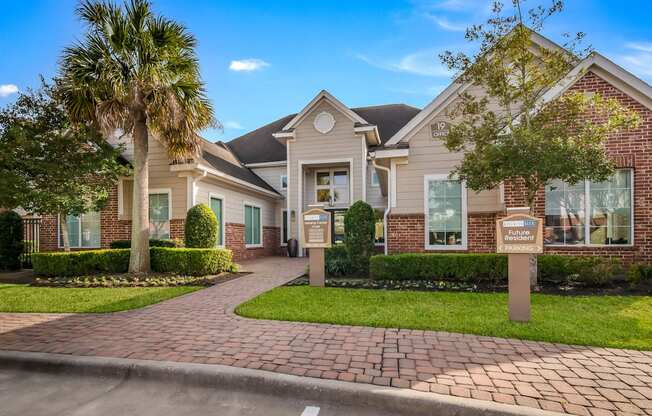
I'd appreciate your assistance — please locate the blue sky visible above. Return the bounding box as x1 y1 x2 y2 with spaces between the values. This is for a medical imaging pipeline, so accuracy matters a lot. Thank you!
1 0 651 141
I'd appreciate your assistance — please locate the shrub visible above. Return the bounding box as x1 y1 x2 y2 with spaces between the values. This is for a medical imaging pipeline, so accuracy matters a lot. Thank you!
626 264 652 286
150 247 234 276
343 201 375 276
33 249 130 277
185 204 218 248
370 253 507 285
370 253 620 287
0 211 24 271
325 245 353 277
109 238 178 249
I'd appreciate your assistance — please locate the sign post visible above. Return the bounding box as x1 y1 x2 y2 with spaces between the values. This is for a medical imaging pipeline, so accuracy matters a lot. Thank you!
496 207 543 322
302 208 332 287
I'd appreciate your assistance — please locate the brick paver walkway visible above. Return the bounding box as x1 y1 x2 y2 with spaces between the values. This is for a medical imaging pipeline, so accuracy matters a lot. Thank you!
2 256 652 416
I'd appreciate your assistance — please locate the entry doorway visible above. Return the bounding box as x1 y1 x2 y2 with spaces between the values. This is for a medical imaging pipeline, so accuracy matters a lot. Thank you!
330 209 346 245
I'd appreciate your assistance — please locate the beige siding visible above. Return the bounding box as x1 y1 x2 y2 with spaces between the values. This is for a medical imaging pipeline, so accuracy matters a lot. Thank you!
366 164 387 208
394 84 504 214
195 177 277 227
250 165 288 197
288 100 366 239
120 136 187 220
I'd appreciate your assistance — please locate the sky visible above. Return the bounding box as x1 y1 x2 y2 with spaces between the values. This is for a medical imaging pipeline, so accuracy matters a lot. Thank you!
1 0 651 142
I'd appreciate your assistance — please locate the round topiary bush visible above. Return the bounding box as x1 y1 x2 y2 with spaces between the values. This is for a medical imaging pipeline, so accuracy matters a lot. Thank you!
0 210 24 271
184 204 218 248
343 201 376 276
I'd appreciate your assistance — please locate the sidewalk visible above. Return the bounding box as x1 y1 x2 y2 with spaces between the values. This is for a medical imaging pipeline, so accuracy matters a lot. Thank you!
1 256 651 416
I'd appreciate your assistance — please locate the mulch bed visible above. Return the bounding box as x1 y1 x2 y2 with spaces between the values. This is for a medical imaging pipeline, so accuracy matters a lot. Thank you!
33 272 249 288
286 276 652 296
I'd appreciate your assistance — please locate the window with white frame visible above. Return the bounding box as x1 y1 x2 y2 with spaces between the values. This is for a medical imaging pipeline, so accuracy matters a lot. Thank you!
149 191 171 239
545 169 633 246
315 169 349 205
425 175 467 249
244 204 262 246
371 169 380 187
59 212 101 248
280 175 288 190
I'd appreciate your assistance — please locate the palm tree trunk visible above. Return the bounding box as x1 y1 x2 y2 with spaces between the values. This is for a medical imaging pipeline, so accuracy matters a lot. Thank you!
60 213 71 252
129 110 150 273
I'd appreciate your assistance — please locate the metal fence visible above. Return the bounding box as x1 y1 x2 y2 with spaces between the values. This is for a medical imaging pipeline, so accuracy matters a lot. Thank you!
21 218 40 268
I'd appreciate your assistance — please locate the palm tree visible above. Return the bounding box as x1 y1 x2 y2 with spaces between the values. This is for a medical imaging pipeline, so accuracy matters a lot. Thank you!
59 0 215 273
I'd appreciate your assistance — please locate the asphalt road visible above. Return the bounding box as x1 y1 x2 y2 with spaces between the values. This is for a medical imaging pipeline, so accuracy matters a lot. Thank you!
0 367 395 416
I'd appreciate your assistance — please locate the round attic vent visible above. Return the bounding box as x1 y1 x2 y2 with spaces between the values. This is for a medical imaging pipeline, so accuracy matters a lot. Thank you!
313 111 336 134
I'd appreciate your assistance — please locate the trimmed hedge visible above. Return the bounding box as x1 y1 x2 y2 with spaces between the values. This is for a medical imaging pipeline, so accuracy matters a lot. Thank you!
370 253 621 286
185 204 218 248
627 264 652 286
151 247 234 276
109 238 179 249
33 249 130 277
0 211 24 271
33 247 234 277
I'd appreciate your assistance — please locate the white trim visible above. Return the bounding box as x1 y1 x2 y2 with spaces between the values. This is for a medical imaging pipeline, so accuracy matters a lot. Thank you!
385 82 470 146
243 201 263 248
272 131 295 140
423 174 468 251
361 135 367 201
117 179 124 216
537 53 652 112
314 168 351 206
170 163 282 199
282 90 367 131
370 148 409 159
280 174 288 190
544 169 634 247
57 212 102 249
372 160 391 255
186 176 195 209
209 192 226 248
354 125 381 145
245 160 287 168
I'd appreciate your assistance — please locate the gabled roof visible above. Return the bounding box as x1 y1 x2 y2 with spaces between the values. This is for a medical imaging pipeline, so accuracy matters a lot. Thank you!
201 145 280 195
226 103 421 164
282 90 368 131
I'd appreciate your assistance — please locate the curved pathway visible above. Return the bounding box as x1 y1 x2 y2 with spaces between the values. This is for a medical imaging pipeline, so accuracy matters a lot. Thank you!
1 257 652 416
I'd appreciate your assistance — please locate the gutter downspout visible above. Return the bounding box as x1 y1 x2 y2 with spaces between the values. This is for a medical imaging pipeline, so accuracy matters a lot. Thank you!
372 158 391 255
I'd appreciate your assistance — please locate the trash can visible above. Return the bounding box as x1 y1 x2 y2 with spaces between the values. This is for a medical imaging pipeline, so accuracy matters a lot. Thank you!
287 238 298 257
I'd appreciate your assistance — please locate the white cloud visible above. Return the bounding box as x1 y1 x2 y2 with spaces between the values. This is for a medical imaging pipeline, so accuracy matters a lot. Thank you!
0 84 18 98
432 0 476 11
223 121 244 130
619 42 652 77
356 50 452 77
229 58 270 72
426 14 467 32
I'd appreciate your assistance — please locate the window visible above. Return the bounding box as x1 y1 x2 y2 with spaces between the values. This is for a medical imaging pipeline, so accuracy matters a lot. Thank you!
280 175 288 190
210 195 224 246
149 191 171 239
59 212 100 248
281 210 288 244
244 204 262 246
374 209 385 245
371 170 380 187
545 169 633 246
315 169 349 205
424 175 467 249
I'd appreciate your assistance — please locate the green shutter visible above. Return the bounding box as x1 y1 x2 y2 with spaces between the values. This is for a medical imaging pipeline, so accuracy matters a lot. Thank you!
245 205 253 244
210 197 223 246
253 207 261 245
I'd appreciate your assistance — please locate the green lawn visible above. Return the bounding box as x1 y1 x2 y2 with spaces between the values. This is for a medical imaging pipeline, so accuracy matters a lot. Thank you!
236 287 652 350
0 284 202 313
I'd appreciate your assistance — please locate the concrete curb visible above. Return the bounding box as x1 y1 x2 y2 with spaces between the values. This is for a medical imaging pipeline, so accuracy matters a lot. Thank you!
0 350 562 416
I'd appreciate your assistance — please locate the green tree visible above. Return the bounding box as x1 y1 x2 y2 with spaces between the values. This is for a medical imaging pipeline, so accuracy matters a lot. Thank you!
0 82 128 251
59 0 215 272
344 201 376 276
439 0 639 285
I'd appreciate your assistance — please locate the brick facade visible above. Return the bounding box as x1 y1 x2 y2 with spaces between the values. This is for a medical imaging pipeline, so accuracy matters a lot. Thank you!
38 184 281 261
388 71 652 264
